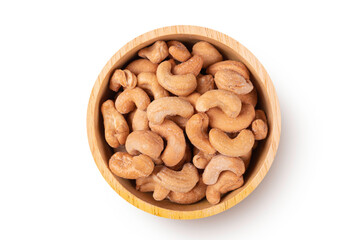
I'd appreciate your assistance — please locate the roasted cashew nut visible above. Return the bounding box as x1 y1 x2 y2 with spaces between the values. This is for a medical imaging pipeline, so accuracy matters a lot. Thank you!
167 40 191 62
149 120 186 167
128 109 149 131
101 100 129 148
168 179 207 204
169 143 192 171
125 130 164 163
136 166 170 201
207 103 255 132
172 55 203 77
125 59 158 75
206 171 244 205
156 61 197 96
109 152 154 179
209 129 255 157
138 40 169 64
115 87 150 114
207 60 250 80
196 74 215 94
109 69 137 92
192 41 223 68
214 69 253 95
147 97 194 125
186 113 216 155
237 87 258 107
196 89 242 118
193 148 215 169
202 155 245 185
137 72 169 99
156 163 199 193
252 109 268 140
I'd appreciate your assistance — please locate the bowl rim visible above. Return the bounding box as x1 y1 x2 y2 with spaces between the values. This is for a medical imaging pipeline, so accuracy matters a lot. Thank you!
87 25 281 220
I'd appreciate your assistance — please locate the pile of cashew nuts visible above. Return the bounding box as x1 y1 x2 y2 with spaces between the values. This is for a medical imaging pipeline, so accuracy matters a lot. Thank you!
101 40 268 205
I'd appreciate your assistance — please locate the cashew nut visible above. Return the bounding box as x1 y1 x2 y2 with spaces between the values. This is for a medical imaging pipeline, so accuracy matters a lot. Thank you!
169 143 192 171
125 59 158 75
101 100 129 148
196 90 242 118
206 171 244 205
207 60 250 80
137 72 169 99
156 163 199 193
168 179 207 204
172 55 203 77
109 152 154 179
241 150 252 170
186 113 216 155
167 40 191 62
138 40 169 64
125 130 164 164
207 103 255 132
156 61 197 96
237 87 258 107
180 92 201 108
109 69 137 92
202 155 245 185
209 129 255 157
192 41 223 68
252 119 268 140
196 74 215 94
136 166 170 201
214 69 253 95
149 120 186 167
115 87 150 114
128 109 149 131
147 97 194 125
193 148 215 169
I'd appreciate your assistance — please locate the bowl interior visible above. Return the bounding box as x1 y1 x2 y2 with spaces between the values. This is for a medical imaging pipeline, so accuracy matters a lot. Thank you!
93 34 275 212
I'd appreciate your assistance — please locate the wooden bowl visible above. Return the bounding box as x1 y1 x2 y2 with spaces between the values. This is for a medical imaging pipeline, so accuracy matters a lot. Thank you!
87 25 281 219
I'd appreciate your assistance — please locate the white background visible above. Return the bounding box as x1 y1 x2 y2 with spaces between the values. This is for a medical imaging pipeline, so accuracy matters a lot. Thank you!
1 0 360 239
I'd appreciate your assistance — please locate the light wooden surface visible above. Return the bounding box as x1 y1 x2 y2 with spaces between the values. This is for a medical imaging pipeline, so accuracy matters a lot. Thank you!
86 25 281 220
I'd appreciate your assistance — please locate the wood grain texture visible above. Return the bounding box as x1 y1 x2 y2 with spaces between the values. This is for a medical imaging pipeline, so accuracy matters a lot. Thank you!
87 25 281 219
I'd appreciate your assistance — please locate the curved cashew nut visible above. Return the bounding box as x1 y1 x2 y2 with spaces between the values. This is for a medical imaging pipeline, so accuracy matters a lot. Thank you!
206 171 244 205
192 41 223 68
207 103 255 132
202 155 245 185
125 59 158 75
237 87 258 107
147 97 194 125
109 69 137 92
109 152 154 179
169 143 192 171
196 90 242 118
136 166 170 201
138 40 169 64
252 109 268 140
180 92 200 108
193 148 215 169
125 130 164 161
186 113 216 155
209 129 255 157
196 74 215 94
214 69 253 95
156 61 197 96
207 60 250 80
167 40 191 62
168 179 207 204
172 55 203 76
156 163 199 192
101 100 129 148
115 87 150 114
128 109 149 131
149 119 186 167
137 72 169 99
